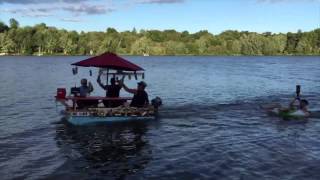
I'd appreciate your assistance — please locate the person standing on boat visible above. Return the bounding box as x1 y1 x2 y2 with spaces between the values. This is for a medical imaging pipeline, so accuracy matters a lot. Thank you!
120 80 149 108
97 72 123 107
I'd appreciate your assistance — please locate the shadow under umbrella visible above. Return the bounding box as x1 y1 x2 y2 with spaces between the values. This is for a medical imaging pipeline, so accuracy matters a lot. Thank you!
54 119 152 179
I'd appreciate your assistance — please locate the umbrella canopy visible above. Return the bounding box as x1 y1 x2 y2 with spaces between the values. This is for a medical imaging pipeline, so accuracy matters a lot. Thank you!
72 52 144 71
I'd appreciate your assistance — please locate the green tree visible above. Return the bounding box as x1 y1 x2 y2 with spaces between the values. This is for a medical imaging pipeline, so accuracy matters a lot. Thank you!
146 30 165 42
230 40 241 55
196 35 212 54
20 27 34 55
33 23 48 55
0 32 15 53
9 18 19 29
285 30 303 54
7 29 18 53
314 29 320 54
0 33 6 53
45 28 60 54
0 18 319 56
0 21 9 33
240 33 265 55
164 41 186 55
131 37 152 55
86 32 104 55
262 35 286 55
60 30 78 55
296 38 312 54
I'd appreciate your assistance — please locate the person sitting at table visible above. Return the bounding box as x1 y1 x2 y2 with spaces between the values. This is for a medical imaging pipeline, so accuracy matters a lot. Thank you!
77 78 98 109
97 72 123 107
120 80 149 108
79 78 93 97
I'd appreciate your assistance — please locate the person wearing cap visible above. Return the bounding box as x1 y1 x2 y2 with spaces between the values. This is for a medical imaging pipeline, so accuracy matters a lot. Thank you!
97 72 123 107
120 80 149 108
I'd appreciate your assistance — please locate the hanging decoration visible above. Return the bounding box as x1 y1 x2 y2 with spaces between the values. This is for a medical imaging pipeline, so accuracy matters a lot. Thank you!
72 66 78 75
134 72 138 80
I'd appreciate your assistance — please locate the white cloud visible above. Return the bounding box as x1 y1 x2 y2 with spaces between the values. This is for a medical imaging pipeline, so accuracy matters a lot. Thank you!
136 0 185 4
257 0 320 3
2 7 54 17
1 0 114 19
0 0 186 22
60 17 84 22
0 0 93 4
63 4 114 15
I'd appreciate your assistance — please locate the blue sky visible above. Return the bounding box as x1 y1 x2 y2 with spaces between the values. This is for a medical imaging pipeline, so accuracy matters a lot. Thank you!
0 0 319 34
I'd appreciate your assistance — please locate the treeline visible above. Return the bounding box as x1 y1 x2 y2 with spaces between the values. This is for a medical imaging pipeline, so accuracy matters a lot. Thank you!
0 18 320 56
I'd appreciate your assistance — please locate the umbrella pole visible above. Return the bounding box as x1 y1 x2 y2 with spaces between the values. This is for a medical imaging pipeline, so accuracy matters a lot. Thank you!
106 69 109 86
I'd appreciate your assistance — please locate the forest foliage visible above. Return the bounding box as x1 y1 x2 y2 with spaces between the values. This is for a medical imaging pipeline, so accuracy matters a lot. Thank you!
0 18 319 56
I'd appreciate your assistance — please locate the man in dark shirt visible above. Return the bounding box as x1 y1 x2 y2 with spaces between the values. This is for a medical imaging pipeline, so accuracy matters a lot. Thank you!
97 73 122 107
120 80 149 108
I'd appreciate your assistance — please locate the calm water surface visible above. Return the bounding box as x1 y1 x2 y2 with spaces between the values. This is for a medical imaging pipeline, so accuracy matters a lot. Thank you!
0 56 320 179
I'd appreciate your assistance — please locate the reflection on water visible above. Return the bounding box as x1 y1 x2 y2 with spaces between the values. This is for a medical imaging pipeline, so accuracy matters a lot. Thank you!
53 120 152 179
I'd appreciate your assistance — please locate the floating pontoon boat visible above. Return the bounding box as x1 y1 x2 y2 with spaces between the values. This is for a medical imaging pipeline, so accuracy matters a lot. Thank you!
55 52 162 125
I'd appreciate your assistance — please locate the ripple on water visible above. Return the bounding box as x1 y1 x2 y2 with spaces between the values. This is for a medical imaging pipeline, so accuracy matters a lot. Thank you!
1 56 320 179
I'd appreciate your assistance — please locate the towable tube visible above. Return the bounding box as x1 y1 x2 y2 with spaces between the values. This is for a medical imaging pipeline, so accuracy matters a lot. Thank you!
271 108 309 119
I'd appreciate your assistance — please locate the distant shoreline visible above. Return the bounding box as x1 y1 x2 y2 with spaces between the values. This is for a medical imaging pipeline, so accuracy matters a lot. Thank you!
1 18 320 58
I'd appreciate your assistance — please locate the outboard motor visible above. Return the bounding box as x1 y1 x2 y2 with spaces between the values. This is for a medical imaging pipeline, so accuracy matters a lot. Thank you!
151 97 162 109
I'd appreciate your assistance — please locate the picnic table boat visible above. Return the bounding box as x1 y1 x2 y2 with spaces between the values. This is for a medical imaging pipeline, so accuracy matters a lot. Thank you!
55 52 162 125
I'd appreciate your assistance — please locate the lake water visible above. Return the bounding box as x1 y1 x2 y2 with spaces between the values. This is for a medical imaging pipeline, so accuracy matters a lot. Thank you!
0 56 320 179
